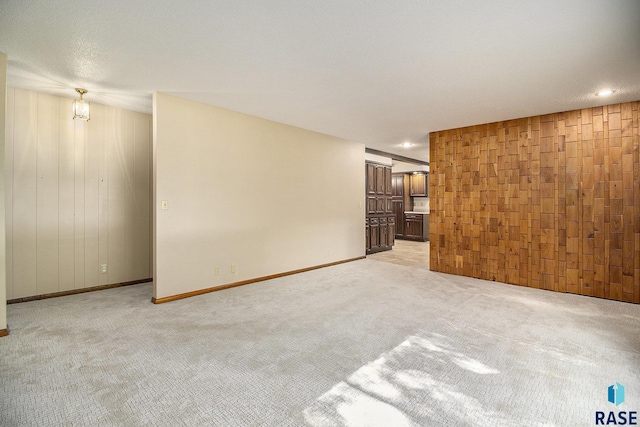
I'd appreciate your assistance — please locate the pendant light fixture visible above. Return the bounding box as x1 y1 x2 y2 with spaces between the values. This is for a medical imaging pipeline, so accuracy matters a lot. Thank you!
72 88 90 121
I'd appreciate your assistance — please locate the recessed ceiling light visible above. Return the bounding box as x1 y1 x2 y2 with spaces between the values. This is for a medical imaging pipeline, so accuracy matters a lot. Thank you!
596 89 615 97
401 142 413 148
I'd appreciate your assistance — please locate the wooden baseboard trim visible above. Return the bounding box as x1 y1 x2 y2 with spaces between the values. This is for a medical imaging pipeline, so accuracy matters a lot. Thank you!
0 327 8 337
152 256 366 304
7 278 153 304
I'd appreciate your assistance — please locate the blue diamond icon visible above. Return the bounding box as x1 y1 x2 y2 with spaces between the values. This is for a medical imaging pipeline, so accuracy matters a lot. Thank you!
608 383 625 406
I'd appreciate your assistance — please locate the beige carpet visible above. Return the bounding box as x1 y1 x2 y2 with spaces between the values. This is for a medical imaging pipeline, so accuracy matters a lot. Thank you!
1 257 639 426
367 239 430 269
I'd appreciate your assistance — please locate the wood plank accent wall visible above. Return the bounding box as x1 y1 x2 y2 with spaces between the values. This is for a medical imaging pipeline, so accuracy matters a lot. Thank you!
429 101 640 304
5 88 152 300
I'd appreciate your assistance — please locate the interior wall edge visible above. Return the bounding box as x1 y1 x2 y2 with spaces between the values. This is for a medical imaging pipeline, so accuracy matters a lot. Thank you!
0 53 7 332
153 92 366 300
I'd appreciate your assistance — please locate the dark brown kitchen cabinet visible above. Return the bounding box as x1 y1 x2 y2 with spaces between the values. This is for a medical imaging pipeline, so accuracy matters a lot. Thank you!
385 197 393 214
365 219 370 252
392 200 404 236
365 162 393 203
366 163 376 195
384 167 392 196
392 174 404 197
404 213 430 242
405 216 422 239
379 217 388 247
369 217 380 250
392 173 413 238
365 161 395 254
387 217 396 247
376 166 385 194
367 196 377 215
410 172 429 197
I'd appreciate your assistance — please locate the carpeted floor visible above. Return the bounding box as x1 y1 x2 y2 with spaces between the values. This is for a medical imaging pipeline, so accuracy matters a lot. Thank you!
1 257 639 426
367 239 430 270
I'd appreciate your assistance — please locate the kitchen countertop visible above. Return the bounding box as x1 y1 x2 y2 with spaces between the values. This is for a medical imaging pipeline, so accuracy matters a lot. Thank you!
404 211 429 215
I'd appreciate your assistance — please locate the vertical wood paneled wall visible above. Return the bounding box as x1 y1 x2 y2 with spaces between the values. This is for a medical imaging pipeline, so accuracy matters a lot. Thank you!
430 101 640 304
6 88 152 300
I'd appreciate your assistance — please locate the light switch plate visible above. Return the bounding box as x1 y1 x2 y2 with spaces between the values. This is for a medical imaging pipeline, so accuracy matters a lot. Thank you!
161 200 168 210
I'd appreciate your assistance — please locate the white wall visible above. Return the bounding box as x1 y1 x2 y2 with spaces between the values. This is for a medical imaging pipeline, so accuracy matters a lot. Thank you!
365 153 392 165
153 93 365 300
0 53 7 332
5 88 152 299
392 160 428 173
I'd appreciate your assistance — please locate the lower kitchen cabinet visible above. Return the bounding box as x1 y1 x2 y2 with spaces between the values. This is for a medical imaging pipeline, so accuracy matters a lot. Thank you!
380 217 388 248
387 217 395 247
369 217 379 250
401 213 430 242
365 214 395 254
365 219 370 252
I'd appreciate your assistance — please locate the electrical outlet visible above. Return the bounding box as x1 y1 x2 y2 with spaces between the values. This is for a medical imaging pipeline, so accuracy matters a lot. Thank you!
214 266 220 276
231 264 237 274
100 264 107 274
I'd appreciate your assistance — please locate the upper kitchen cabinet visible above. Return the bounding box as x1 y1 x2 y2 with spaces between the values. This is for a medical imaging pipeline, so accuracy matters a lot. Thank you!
392 174 404 197
375 165 386 194
384 167 392 196
366 163 376 195
366 162 393 196
410 172 429 197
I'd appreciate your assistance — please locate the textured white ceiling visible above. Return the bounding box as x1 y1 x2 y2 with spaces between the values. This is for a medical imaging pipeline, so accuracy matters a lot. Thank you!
1 0 639 162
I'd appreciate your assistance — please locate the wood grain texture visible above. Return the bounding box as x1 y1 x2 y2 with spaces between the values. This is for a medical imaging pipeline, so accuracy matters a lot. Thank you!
430 101 640 304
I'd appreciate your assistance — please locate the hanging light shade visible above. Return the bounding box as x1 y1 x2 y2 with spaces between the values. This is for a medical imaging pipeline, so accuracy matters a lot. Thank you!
72 88 90 121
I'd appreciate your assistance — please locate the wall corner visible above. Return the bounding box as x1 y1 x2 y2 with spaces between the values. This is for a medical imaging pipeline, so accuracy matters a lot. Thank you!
0 52 8 334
